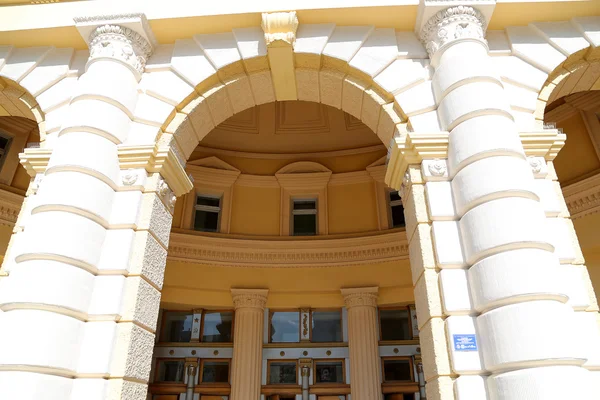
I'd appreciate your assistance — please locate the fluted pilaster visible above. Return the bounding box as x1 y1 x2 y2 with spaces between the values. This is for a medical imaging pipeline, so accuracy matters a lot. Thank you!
341 287 382 400
230 289 269 400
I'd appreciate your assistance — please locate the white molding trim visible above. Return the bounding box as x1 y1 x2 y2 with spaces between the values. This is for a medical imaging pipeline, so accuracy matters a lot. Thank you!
167 230 408 267
562 172 600 220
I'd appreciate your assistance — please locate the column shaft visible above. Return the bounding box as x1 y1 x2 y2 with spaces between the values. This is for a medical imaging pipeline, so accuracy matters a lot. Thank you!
230 289 268 400
341 287 382 400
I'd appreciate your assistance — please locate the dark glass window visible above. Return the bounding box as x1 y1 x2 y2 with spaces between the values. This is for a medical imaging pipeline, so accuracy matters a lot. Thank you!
384 394 415 400
311 310 343 342
383 358 413 382
0 133 11 171
201 361 230 383
315 361 344 383
156 360 185 382
161 312 193 342
269 361 297 384
270 311 300 343
292 199 317 236
202 311 233 343
380 308 411 341
389 191 405 228
194 195 221 232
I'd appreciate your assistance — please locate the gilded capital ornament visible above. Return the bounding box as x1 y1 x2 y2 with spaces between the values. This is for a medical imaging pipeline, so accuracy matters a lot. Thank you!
87 24 153 75
231 288 269 310
341 287 378 308
419 5 487 58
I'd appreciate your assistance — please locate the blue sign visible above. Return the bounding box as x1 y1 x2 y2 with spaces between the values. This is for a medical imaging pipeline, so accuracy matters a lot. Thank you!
453 334 478 352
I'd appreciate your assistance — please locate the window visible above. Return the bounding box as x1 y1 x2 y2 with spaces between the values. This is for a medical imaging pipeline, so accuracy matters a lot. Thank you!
314 360 345 384
200 360 230 383
160 311 193 342
268 361 298 384
269 309 343 343
267 396 296 400
384 395 415 400
382 357 414 382
389 191 405 228
0 133 11 171
160 310 234 343
379 307 411 341
292 199 317 236
311 310 343 343
202 311 233 343
270 311 300 343
155 359 186 383
194 195 221 232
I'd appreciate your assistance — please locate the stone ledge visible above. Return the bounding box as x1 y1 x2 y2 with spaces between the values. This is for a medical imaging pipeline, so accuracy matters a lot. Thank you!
167 229 409 267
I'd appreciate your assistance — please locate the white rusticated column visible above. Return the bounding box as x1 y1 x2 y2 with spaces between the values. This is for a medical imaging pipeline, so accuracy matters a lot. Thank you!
341 287 382 400
413 5 596 400
230 289 269 400
0 15 173 400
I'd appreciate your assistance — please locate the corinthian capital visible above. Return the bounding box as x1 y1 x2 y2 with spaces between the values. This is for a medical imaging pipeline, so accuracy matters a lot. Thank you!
231 288 269 310
341 287 378 309
74 13 157 78
419 5 487 59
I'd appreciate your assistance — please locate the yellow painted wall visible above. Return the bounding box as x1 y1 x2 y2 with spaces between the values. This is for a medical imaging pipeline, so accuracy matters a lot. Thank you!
573 213 600 301
328 182 379 234
555 112 600 184
230 185 281 235
161 259 414 309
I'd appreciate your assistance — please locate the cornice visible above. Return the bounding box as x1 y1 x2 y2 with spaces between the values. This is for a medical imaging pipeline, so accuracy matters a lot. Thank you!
562 172 600 220
328 171 372 186
167 230 409 268
0 188 24 227
19 144 193 196
187 164 241 189
235 174 280 188
385 129 566 189
194 145 386 160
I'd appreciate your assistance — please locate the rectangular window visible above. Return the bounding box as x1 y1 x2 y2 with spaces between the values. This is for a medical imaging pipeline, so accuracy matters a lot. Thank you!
268 361 298 384
0 133 12 172
155 359 186 383
292 199 317 236
270 311 300 343
311 310 343 343
389 191 405 228
200 360 230 383
160 311 193 342
202 311 233 343
382 358 413 382
379 308 411 341
267 396 296 400
384 395 415 400
194 195 221 232
314 360 345 384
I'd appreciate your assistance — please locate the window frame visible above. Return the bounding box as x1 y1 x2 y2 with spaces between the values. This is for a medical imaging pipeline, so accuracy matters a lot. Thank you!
312 358 346 385
378 306 415 343
159 309 235 344
154 358 187 384
381 356 415 383
0 131 12 172
159 310 194 343
267 359 300 385
309 308 344 343
199 309 235 344
291 197 318 236
388 190 405 229
193 193 223 233
269 309 301 344
199 358 231 385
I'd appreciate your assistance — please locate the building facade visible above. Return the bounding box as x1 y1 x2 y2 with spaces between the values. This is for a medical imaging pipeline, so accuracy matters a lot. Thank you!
0 1 599 399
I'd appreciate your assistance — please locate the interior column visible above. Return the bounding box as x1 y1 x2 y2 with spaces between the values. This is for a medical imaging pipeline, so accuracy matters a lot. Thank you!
341 287 382 400
230 289 269 400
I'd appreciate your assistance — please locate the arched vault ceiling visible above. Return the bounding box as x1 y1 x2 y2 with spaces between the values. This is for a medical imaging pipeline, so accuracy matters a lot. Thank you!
197 100 382 154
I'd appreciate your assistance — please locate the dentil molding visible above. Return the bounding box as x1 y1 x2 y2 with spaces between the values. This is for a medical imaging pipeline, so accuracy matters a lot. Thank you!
562 172 600 220
168 230 409 267
0 188 24 227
